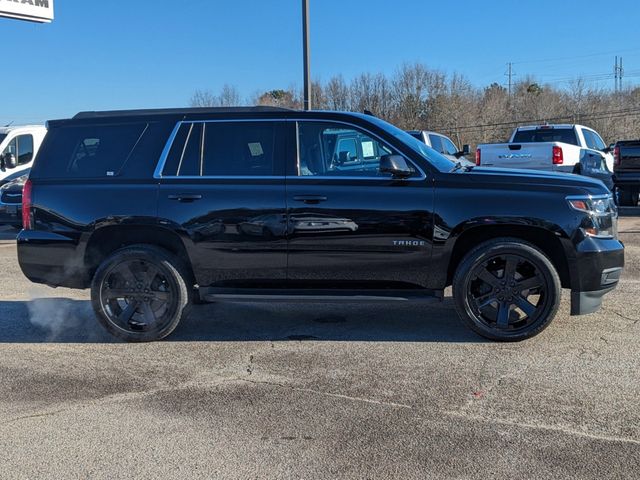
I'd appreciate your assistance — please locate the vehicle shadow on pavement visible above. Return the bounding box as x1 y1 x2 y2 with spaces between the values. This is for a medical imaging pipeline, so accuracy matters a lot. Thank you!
0 298 486 344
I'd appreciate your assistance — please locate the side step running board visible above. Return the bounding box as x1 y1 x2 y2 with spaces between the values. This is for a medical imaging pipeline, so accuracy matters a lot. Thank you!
200 288 443 304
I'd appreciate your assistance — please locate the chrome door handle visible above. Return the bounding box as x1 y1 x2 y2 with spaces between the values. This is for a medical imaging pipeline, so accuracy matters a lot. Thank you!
293 195 328 204
168 194 202 202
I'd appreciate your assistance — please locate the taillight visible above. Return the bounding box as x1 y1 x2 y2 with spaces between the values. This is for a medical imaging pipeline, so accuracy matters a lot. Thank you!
614 146 621 166
22 179 32 230
475 148 481 166
552 146 563 165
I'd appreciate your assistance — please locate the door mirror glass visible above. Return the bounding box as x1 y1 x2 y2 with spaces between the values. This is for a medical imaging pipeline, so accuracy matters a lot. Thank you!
380 155 412 178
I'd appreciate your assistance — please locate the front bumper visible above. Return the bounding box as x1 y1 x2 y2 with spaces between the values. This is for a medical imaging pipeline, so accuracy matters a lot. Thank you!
568 236 624 316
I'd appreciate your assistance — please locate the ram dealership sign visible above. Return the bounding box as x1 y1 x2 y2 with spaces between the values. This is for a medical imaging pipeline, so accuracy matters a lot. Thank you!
0 0 54 23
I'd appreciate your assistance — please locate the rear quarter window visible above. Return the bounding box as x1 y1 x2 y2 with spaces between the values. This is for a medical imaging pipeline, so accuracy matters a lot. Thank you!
31 123 148 179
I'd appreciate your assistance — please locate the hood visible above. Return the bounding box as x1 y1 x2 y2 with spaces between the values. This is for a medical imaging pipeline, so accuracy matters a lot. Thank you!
459 166 609 196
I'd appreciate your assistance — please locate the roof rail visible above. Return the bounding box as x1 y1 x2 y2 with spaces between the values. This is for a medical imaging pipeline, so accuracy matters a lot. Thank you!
73 106 294 119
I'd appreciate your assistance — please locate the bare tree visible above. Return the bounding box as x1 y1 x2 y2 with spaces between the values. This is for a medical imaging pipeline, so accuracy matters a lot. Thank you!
190 62 640 149
190 84 241 107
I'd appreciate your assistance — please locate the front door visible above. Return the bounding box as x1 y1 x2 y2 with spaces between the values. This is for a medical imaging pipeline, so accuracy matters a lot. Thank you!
157 120 288 287
286 120 435 289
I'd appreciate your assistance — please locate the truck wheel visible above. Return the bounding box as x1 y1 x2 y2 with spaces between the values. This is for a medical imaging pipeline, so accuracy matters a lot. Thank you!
91 245 191 342
452 238 561 341
618 188 638 206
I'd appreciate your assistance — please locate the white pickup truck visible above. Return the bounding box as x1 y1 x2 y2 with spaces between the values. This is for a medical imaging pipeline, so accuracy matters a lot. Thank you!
476 124 614 174
0 125 47 185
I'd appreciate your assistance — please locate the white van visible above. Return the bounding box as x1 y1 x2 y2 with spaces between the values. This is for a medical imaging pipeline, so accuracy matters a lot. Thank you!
0 125 47 185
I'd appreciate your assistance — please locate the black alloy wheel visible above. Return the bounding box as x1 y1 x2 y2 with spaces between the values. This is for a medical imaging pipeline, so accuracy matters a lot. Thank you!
453 238 561 341
91 245 191 342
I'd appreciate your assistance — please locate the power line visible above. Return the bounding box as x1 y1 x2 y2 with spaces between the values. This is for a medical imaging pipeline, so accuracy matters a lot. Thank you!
429 107 640 135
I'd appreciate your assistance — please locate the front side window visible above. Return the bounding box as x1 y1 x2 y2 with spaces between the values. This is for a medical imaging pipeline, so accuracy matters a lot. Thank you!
162 121 283 177
297 122 415 178
2 137 17 160
1 134 33 164
441 137 459 156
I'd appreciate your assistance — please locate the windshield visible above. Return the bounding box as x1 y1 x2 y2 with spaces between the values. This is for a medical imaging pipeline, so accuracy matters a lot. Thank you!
357 115 456 172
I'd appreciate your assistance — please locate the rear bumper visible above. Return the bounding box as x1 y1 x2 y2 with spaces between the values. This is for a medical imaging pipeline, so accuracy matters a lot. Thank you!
17 230 88 288
568 237 624 316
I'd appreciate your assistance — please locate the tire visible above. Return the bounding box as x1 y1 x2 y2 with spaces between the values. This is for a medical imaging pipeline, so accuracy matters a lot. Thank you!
91 245 191 342
618 188 638 207
452 238 561 342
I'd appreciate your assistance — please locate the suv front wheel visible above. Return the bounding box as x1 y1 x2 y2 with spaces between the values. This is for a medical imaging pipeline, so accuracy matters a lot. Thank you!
452 238 561 341
91 245 191 342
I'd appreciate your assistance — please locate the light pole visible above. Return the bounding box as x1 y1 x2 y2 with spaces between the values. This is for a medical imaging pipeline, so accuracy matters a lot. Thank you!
302 0 311 110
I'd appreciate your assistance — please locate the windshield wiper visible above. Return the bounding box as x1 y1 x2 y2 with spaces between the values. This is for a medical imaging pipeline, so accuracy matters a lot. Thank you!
450 161 475 173
450 161 463 172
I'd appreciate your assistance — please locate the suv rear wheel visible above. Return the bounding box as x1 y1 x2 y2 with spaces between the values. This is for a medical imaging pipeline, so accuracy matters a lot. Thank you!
91 245 191 342
452 238 561 341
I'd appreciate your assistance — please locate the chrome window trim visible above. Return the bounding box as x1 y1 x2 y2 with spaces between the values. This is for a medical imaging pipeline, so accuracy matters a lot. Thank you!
153 117 428 181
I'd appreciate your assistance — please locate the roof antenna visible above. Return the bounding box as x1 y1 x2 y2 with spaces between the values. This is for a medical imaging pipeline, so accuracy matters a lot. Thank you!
4 121 13 127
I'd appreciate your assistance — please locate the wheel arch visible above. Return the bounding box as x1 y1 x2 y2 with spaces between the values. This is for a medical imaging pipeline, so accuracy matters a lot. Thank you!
446 224 572 289
84 225 196 288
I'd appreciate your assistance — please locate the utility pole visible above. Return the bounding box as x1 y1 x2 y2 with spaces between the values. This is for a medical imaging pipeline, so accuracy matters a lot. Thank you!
614 56 624 92
506 62 515 98
302 0 311 111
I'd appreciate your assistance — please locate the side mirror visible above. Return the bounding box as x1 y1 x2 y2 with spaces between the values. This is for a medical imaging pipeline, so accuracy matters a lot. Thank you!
380 155 412 178
456 144 471 158
602 144 614 154
3 153 16 169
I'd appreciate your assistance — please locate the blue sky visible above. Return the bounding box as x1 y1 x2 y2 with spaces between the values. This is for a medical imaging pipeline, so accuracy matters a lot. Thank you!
2 0 639 124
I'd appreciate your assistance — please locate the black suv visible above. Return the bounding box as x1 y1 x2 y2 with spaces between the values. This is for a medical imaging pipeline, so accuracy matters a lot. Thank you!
18 107 624 342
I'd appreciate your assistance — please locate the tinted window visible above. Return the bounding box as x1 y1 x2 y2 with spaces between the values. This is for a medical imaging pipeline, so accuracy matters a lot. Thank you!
17 134 34 165
178 123 203 176
428 134 443 153
162 122 283 177
512 128 578 146
582 129 606 151
33 123 147 179
297 122 415 178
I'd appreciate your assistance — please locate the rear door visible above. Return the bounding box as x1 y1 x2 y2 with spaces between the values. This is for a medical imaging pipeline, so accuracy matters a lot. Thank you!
157 120 288 287
286 120 435 289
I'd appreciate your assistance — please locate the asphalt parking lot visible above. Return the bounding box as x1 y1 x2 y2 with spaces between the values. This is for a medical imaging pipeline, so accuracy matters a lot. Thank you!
0 212 639 479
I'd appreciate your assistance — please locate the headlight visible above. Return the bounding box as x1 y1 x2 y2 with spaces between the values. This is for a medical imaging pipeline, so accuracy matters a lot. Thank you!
567 194 618 239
